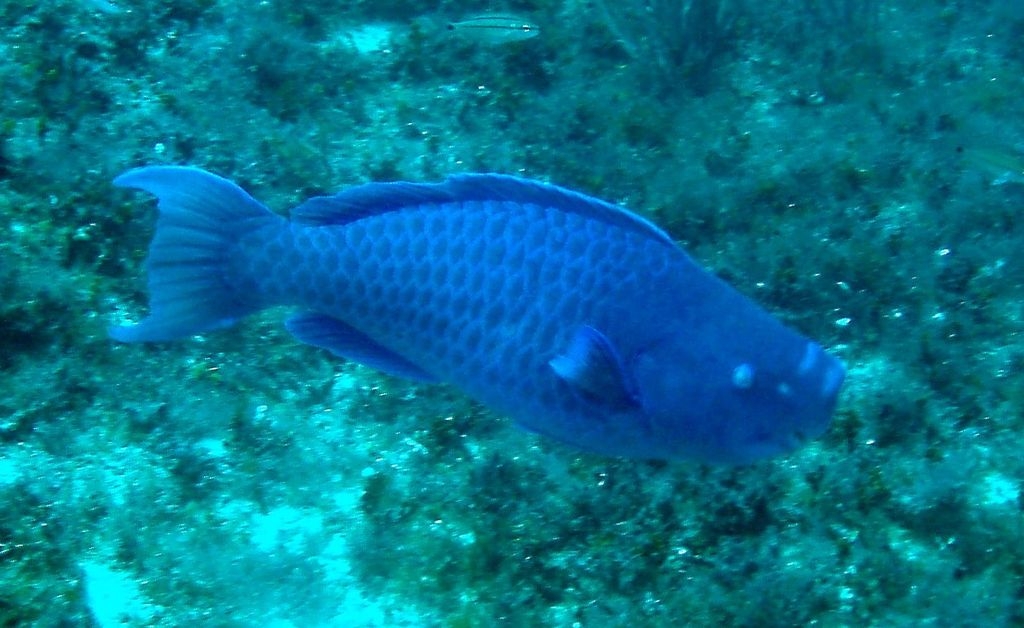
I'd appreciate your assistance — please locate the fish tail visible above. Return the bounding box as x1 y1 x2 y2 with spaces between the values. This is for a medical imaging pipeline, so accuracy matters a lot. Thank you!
109 166 281 342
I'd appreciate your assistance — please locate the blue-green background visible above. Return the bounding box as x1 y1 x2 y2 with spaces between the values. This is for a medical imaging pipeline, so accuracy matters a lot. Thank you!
1 1 1022 625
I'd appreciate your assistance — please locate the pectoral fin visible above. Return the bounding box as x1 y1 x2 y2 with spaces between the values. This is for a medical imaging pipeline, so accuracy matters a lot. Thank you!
549 325 639 408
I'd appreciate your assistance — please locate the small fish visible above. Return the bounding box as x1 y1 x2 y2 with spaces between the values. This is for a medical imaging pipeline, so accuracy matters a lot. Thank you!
447 14 539 45
958 145 1024 186
109 167 845 465
84 0 121 14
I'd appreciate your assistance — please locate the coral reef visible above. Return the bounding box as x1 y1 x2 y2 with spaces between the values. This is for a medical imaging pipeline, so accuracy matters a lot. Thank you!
0 0 1021 625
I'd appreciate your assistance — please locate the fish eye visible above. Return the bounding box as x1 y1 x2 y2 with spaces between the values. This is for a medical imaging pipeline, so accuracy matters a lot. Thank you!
731 363 754 389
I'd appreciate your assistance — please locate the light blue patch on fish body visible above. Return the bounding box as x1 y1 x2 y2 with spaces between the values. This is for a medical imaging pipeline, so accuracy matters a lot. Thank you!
109 166 845 465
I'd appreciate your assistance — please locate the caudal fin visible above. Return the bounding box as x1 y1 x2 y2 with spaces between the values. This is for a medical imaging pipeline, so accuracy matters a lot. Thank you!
109 166 279 342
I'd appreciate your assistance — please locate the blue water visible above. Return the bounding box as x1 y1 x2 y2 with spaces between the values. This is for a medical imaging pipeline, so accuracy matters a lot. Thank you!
1 1 1022 625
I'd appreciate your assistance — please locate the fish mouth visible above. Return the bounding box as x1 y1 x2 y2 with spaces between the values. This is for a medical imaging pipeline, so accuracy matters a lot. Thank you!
749 414 829 461
783 427 822 453
735 430 803 464
764 430 820 461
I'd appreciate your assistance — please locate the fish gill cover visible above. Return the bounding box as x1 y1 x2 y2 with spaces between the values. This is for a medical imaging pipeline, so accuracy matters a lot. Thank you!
0 1 1022 626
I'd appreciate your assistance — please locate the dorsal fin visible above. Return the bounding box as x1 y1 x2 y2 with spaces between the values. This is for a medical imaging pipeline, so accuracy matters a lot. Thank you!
291 173 676 247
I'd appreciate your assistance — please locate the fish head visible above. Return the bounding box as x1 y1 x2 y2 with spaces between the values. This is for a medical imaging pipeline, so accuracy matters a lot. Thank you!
633 332 845 465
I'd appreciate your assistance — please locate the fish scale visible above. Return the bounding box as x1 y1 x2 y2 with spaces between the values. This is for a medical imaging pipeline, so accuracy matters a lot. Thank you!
109 166 845 464
278 206 609 390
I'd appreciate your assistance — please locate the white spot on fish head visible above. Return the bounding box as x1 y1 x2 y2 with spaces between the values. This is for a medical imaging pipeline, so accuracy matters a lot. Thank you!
731 363 754 389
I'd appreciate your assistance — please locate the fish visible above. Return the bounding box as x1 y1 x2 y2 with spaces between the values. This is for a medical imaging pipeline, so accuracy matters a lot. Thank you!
446 15 539 45
958 145 1024 186
84 0 121 14
109 166 845 465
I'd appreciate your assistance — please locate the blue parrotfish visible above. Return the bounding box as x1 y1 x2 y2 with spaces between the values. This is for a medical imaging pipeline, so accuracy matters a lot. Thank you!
109 166 845 465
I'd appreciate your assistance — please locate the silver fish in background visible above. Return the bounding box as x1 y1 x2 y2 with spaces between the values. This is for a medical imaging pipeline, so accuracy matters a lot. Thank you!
447 14 540 45
958 144 1024 186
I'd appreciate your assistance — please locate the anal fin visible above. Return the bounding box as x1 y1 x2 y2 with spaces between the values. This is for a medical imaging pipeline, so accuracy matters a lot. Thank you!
285 313 437 383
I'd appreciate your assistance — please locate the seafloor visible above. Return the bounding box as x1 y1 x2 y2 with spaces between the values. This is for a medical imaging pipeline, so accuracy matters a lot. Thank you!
1 1 1022 626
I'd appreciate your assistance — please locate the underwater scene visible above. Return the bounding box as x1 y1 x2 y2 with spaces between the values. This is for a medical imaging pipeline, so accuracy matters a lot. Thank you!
1 0 1023 625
